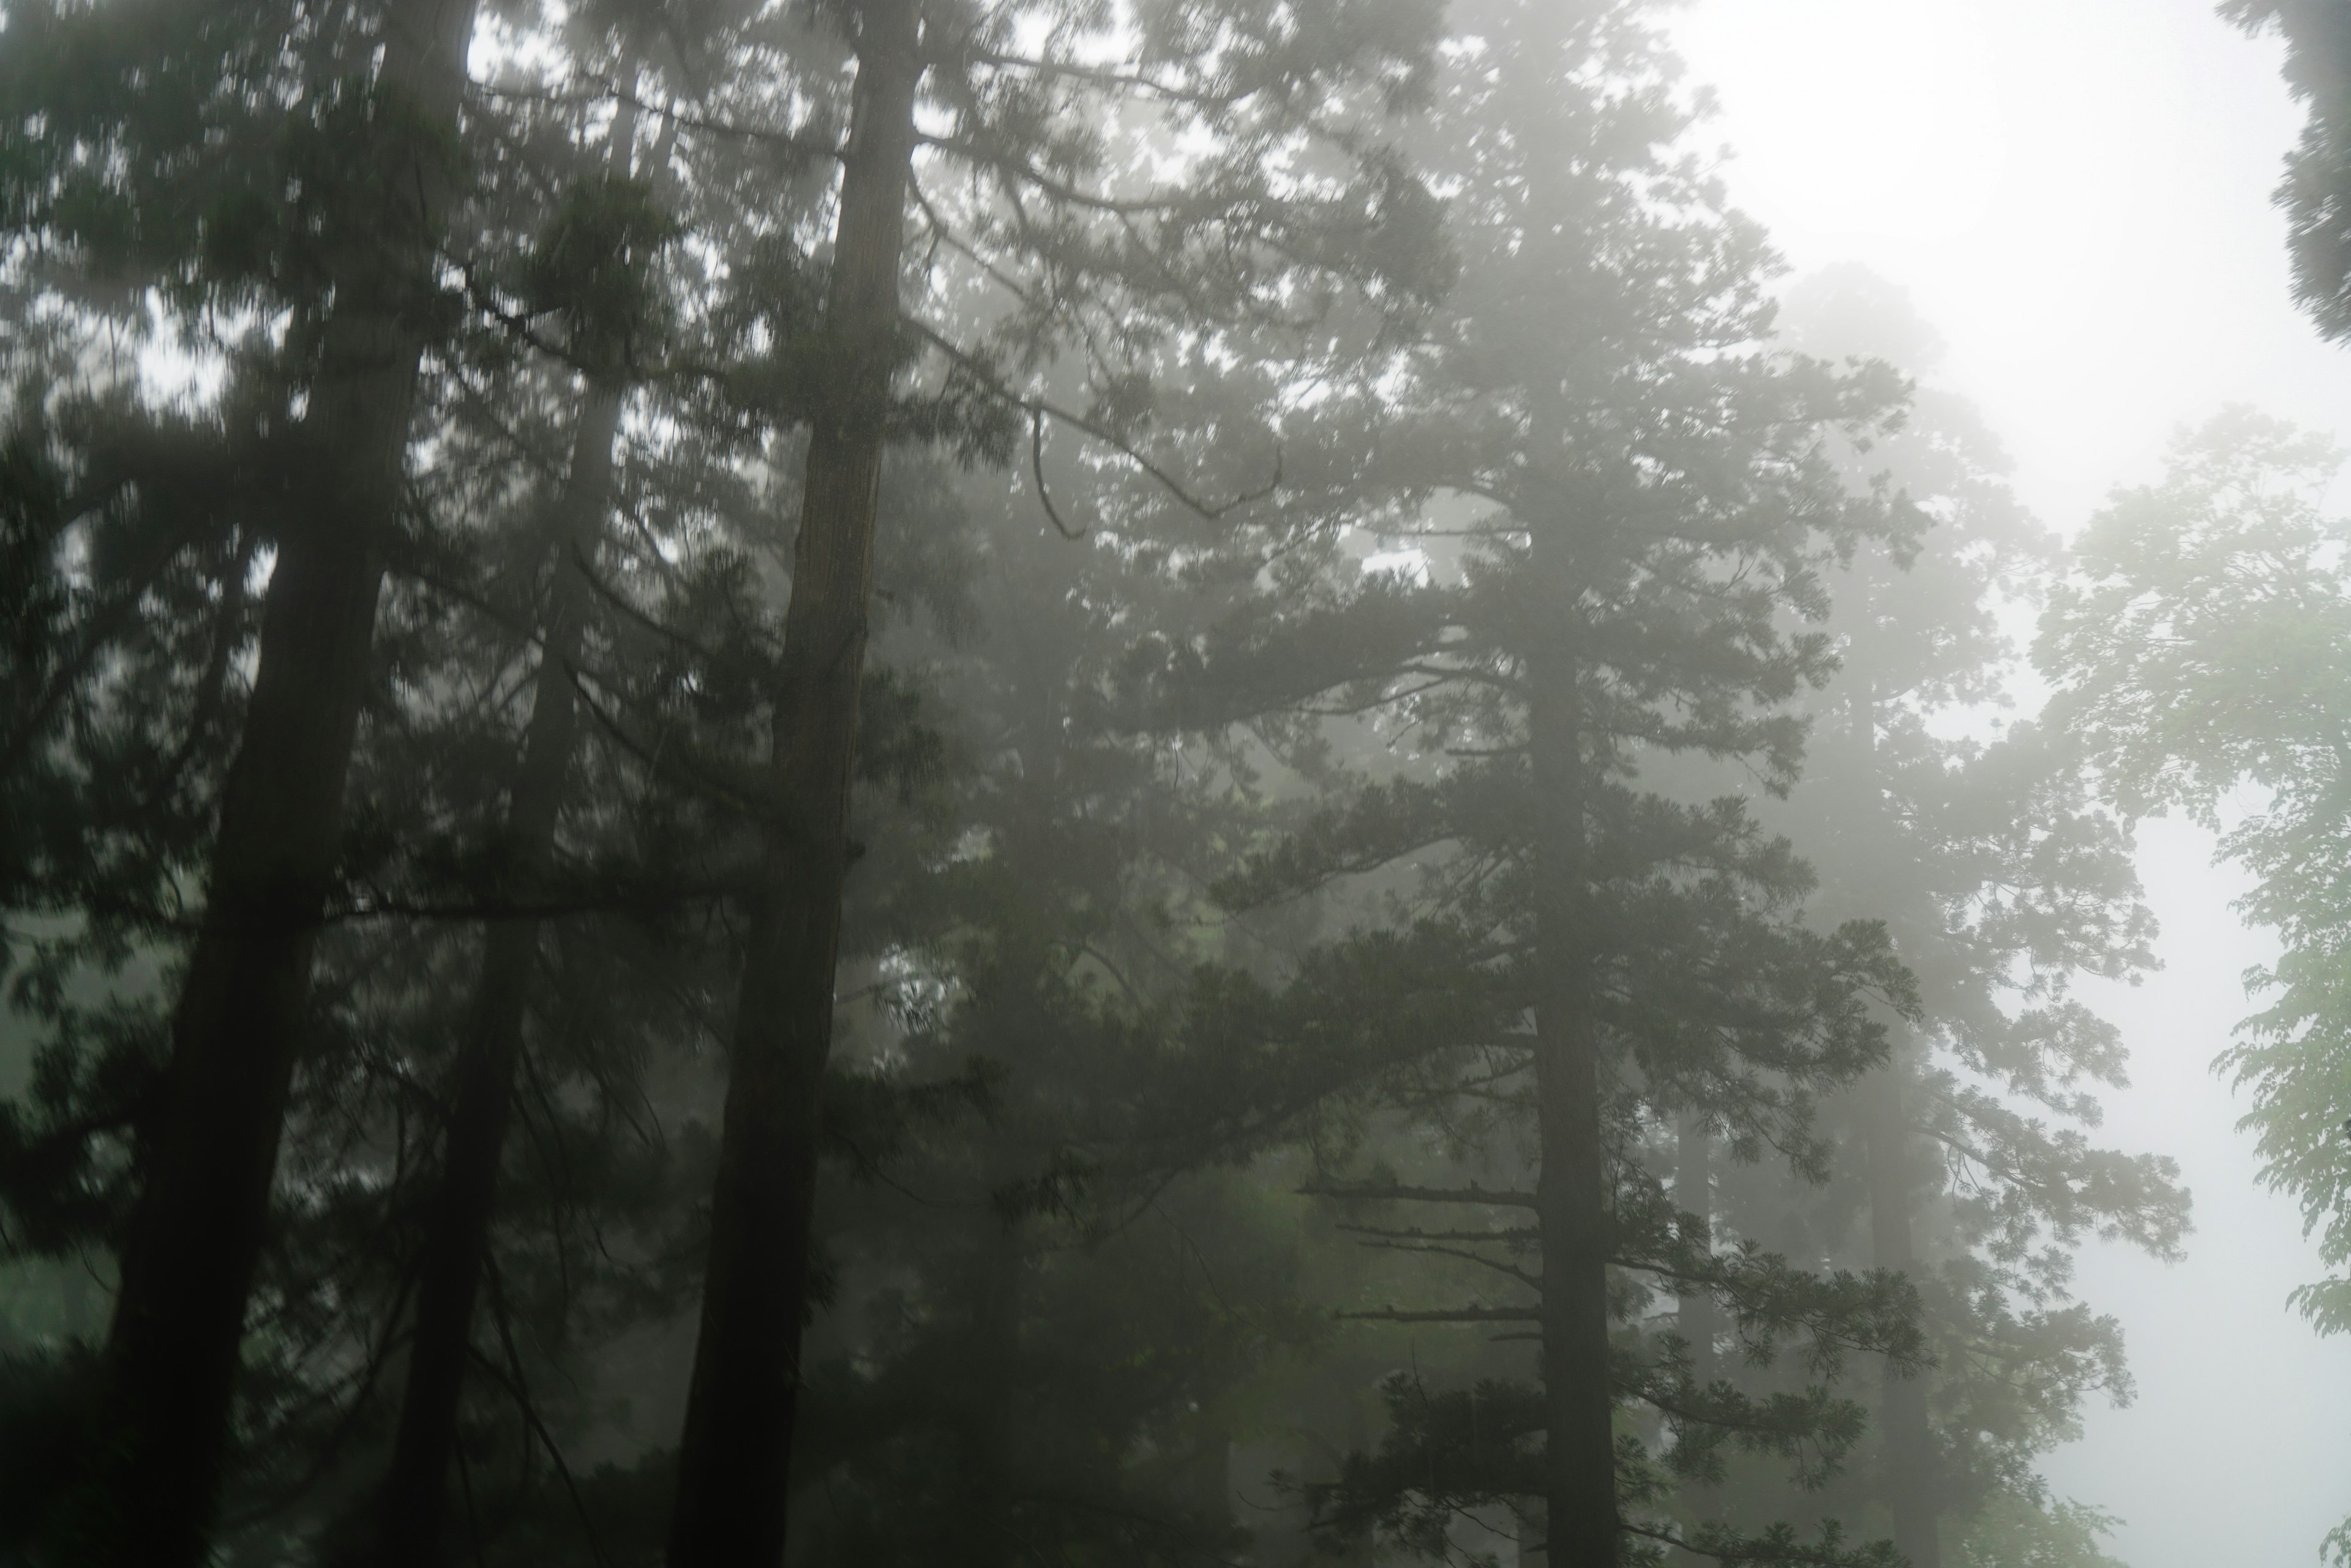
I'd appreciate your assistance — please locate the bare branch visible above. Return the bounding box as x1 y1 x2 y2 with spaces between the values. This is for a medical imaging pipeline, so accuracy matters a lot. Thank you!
912 321 1283 521
1332 1223 1543 1244
950 46 1249 108
1300 1181 1539 1209
1357 1238 1545 1292
1334 1305 1542 1324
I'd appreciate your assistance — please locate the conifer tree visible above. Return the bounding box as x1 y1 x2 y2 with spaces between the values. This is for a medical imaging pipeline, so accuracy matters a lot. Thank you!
659 1 1450 1560
0 0 826 1551
776 465 1323 1566
1730 268 2188 1568
0 0 486 1555
348 53 667 1566
1146 4 1928 1561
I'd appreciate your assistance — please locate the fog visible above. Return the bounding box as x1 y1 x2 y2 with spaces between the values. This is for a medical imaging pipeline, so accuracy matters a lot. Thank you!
7 1 2350 1564
1675 3 2351 1560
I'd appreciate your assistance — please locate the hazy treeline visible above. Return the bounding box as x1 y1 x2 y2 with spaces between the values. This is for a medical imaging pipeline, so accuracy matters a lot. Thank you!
1 0 2344 1566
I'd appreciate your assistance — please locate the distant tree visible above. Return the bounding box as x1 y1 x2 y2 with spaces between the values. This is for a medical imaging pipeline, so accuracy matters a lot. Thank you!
772 463 1325 1567
1740 267 2188 1568
2036 405 2351 1567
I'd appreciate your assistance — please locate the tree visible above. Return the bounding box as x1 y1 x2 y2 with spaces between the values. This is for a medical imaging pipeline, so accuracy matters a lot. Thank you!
1144 4 1931 1561
773 460 1331 1567
347 66 671 1568
1728 267 2188 1568
2035 405 2351 1567
0 0 486 1555
1 0 826 1551
659 0 1450 1560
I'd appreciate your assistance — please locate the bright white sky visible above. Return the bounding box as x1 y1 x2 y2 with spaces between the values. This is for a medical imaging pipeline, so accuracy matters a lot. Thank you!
1667 2 2351 1563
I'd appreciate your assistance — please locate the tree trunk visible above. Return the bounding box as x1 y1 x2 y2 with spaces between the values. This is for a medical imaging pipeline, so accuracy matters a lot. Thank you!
1675 1119 1718 1391
1866 1066 1939 1568
663 2 923 1562
952 1220 1022 1568
1675 1116 1719 1547
1841 620 1938 1568
1532 628 1618 1568
75 1 475 1560
358 379 622 1567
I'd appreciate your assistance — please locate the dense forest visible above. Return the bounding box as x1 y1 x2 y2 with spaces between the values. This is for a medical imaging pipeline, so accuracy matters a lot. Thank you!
0 1 2342 1565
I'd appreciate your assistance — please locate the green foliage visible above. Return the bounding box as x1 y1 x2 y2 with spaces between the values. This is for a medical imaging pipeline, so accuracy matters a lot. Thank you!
1119 2 1943 1559
2041 409 2351 1332
0 0 2224 1562
1955 1491 2128 1568
1712 266 2183 1562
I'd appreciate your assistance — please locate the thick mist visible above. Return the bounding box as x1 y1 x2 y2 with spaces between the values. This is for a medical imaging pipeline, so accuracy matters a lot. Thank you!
3 1 2347 1565
1675 3 2351 1562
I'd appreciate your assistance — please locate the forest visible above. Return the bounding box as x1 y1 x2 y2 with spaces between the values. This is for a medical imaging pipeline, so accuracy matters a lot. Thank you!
0 0 2345 1565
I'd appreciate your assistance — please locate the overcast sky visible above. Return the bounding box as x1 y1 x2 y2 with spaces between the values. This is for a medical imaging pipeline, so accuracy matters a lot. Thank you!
1667 4 2351 1562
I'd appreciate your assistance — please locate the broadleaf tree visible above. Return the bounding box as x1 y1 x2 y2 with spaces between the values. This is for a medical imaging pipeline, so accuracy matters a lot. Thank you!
2037 405 2351 1567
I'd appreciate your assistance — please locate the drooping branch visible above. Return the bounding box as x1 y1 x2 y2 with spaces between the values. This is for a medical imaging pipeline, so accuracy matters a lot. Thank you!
1030 407 1086 540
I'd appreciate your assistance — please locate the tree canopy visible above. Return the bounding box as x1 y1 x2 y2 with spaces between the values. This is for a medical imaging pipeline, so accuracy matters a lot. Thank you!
0 2 2266 1567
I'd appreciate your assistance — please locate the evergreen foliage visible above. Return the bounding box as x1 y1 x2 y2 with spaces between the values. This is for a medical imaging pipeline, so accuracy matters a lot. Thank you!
1127 6 1941 1562
0 2 2244 1567
1731 268 2186 1568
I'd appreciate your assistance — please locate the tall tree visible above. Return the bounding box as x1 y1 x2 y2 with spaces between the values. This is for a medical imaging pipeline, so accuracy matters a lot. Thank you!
0 0 484 1555
661 4 929 1560
1150 4 1927 1561
1738 268 2187 1568
350 88 668 1561
662 0 1450 1559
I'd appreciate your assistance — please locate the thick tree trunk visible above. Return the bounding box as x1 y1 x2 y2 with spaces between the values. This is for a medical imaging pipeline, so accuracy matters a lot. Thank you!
358 381 622 1567
664 3 923 1562
1866 1066 1939 1568
77 2 474 1561
1532 634 1618 1568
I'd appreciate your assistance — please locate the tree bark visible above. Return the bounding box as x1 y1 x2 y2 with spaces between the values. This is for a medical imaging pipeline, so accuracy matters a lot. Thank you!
1840 619 1939 1568
358 379 622 1567
1531 623 1618 1568
1866 1066 1939 1568
953 1221 1023 1568
1674 1115 1719 1547
75 1 476 1561
663 2 924 1562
